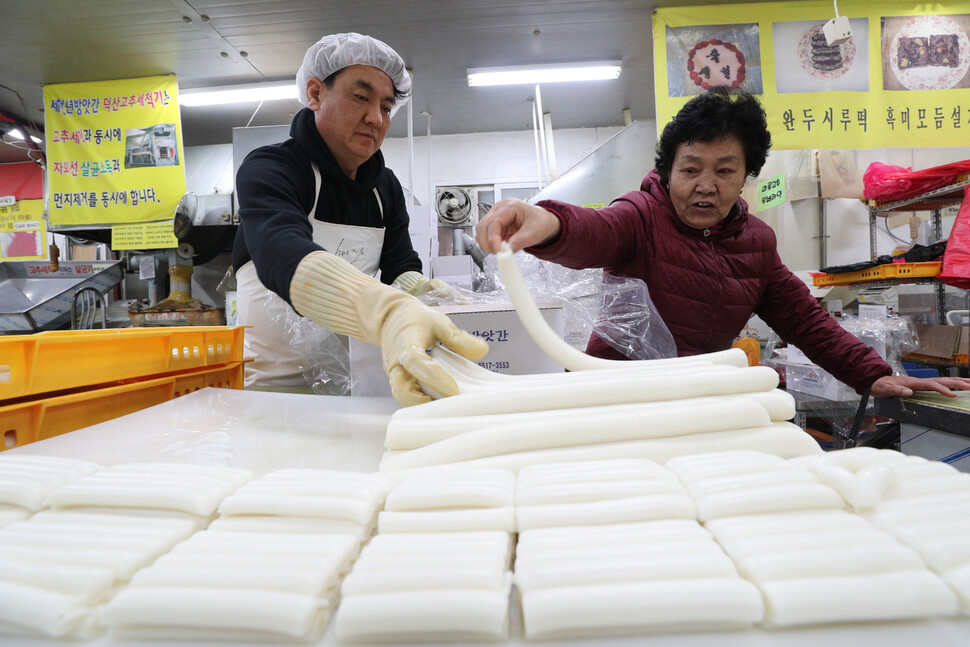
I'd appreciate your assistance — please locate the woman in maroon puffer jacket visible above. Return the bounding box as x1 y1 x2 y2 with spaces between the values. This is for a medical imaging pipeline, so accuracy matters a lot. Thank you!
476 89 970 400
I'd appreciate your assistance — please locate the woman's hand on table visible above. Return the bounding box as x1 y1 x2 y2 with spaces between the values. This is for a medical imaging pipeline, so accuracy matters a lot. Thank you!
870 375 970 399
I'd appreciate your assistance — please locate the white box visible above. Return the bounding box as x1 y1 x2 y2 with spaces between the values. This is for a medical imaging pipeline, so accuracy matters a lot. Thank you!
350 301 565 397
431 255 474 290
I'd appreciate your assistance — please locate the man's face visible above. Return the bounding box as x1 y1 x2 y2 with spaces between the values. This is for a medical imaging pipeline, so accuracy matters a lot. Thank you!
306 64 394 178
668 136 747 230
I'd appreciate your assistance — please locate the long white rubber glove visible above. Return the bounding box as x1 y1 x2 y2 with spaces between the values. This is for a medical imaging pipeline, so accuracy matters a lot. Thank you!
290 252 488 406
393 271 468 305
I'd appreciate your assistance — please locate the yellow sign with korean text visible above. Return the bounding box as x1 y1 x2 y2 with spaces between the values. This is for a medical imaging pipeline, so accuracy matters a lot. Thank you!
653 2 970 149
111 221 179 250
0 199 47 261
44 75 186 225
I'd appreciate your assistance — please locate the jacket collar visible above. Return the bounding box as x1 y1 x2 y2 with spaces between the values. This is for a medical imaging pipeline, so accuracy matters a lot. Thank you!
290 107 385 191
641 170 747 240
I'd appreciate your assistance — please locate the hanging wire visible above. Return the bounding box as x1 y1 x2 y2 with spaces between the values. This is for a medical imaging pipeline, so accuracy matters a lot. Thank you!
883 216 911 245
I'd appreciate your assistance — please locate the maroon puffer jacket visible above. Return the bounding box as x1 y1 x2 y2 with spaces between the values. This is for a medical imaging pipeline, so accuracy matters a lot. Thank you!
529 170 892 394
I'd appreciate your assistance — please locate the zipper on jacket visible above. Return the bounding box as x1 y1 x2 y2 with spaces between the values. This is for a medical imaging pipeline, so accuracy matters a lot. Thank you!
703 227 714 250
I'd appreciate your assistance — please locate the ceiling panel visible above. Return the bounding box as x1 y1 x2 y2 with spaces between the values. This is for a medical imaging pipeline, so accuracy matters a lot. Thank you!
0 0 777 163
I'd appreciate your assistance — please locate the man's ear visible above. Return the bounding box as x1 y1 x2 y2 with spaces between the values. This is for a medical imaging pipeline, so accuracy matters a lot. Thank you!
305 78 323 109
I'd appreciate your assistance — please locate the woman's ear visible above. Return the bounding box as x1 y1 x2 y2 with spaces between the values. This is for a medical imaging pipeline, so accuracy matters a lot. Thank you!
305 78 323 109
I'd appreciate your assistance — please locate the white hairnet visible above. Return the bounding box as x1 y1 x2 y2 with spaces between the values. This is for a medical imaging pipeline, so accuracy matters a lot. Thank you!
296 32 411 116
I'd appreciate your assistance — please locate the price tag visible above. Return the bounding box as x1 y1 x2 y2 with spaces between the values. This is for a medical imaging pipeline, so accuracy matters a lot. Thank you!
756 173 786 211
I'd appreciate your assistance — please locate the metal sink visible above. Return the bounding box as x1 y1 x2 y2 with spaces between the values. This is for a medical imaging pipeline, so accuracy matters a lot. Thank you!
0 261 124 333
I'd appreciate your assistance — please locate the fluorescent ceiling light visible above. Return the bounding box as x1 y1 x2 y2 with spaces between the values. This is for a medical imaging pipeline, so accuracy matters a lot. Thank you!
179 81 297 107
467 62 621 87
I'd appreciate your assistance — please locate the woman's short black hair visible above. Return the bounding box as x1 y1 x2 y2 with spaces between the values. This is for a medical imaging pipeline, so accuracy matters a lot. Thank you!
654 87 771 183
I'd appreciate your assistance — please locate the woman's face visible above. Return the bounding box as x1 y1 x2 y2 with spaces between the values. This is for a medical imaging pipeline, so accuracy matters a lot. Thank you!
668 136 747 230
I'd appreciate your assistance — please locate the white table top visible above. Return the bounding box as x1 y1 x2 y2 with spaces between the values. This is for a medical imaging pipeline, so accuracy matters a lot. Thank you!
6 388 970 646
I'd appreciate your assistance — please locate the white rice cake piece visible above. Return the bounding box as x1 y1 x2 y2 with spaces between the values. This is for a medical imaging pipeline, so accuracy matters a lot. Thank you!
518 479 686 507
683 469 818 500
704 509 872 542
0 455 101 510
717 527 903 561
666 451 796 485
695 482 845 522
516 519 709 557
207 515 374 541
342 563 510 596
883 473 970 500
239 469 392 498
515 551 738 592
362 531 511 557
944 562 970 614
0 504 29 528
0 558 115 598
737 543 927 582
517 494 696 530
0 581 104 638
46 462 251 516
517 459 672 486
27 509 201 540
789 447 910 472
102 587 331 641
377 507 515 533
520 578 763 639
336 587 511 643
218 492 382 523
384 469 515 511
516 540 728 573
864 490 970 528
759 570 958 627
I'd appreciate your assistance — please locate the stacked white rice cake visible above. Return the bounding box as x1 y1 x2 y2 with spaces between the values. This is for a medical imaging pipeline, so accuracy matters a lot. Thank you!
0 458 229 639
0 455 101 528
337 469 515 642
514 459 763 638
104 468 392 641
673 450 960 627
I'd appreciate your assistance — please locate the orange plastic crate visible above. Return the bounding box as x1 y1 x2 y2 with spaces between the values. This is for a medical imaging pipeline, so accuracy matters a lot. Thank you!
0 326 246 401
812 262 942 286
0 361 244 451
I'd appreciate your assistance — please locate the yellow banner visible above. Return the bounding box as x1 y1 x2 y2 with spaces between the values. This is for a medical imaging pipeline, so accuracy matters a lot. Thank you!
44 75 186 225
0 199 47 261
653 2 970 149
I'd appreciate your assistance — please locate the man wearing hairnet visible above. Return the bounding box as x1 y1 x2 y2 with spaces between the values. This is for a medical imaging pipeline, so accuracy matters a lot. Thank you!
233 32 487 406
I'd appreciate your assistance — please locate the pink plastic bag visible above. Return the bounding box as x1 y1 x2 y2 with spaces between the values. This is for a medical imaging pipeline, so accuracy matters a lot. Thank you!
938 185 970 290
863 160 970 202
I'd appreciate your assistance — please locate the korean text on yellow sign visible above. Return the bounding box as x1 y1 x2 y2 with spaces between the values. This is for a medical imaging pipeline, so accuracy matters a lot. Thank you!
44 75 186 225
653 2 970 149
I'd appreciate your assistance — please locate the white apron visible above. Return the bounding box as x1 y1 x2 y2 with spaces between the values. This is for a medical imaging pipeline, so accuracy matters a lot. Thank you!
237 162 385 386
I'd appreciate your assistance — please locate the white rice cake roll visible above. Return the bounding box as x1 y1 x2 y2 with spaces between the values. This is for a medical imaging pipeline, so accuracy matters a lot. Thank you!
362 531 511 557
515 551 738 592
231 471 392 501
218 493 381 523
695 482 845 522
883 473 970 500
171 530 358 558
46 462 252 516
704 509 872 542
516 519 709 556
352 553 509 579
0 456 102 510
377 507 515 533
789 446 910 471
863 490 970 528
0 525 174 556
683 469 818 500
0 558 115 597
383 424 820 475
385 391 794 451
0 581 102 638
759 570 959 627
904 534 970 573
737 543 927 582
391 365 777 421
520 578 764 639
0 504 29 528
666 451 796 484
805 462 889 511
129 559 342 596
718 527 901 561
27 509 201 541
517 494 696 531
342 564 510 596
516 540 728 572
149 551 356 581
518 479 686 506
944 562 970 614
890 518 970 547
102 587 330 640
384 470 515 511
517 458 672 487
380 397 773 472
207 515 373 540
0 545 158 582
335 587 511 643
888 458 960 480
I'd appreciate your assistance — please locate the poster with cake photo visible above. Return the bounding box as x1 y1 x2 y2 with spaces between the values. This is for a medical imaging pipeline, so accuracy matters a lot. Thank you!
772 18 869 93
665 23 763 97
881 14 970 90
